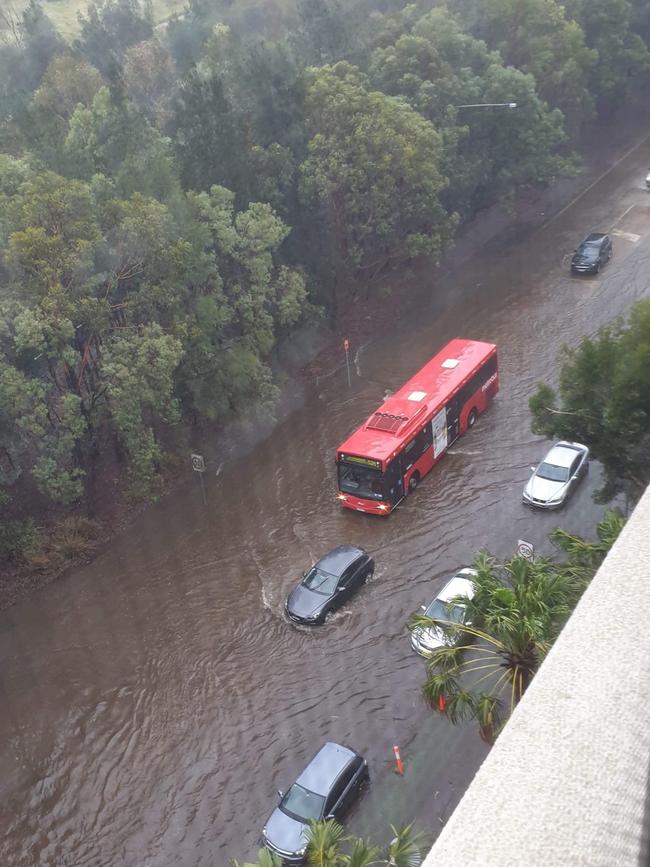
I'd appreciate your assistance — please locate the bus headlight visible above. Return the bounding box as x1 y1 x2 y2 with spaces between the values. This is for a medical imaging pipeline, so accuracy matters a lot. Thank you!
337 493 347 501
377 503 388 511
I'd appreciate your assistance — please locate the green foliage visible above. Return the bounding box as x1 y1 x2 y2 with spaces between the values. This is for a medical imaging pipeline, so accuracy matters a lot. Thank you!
369 8 574 216
450 0 596 123
0 517 38 562
300 62 454 301
564 0 650 115
102 323 183 499
529 300 650 498
230 847 283 867
410 514 624 741
75 0 153 80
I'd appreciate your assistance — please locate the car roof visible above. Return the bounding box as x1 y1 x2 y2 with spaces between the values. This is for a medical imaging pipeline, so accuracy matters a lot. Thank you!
295 742 356 795
437 571 476 603
582 232 607 244
316 545 365 576
544 442 584 468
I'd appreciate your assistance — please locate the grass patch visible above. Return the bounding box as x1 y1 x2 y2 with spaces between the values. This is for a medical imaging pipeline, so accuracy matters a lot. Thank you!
8 0 187 41
28 515 100 573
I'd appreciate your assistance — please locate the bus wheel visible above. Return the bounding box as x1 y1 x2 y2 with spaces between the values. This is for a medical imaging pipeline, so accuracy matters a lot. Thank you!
468 408 478 428
408 474 419 492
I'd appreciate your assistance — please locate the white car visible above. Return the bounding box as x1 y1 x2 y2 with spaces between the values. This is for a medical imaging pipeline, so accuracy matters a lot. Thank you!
410 569 477 657
523 441 589 509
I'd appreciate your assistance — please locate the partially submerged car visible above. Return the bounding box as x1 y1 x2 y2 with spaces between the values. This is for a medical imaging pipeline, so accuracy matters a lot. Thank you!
262 742 368 863
523 441 589 509
410 568 477 657
570 233 612 275
285 545 374 625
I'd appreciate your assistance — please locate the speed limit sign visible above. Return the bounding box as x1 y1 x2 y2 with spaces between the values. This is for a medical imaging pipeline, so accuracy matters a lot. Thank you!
517 539 534 560
191 453 206 473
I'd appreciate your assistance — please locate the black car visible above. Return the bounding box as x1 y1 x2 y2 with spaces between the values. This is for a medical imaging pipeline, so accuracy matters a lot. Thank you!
262 742 368 863
285 545 374 625
570 232 612 275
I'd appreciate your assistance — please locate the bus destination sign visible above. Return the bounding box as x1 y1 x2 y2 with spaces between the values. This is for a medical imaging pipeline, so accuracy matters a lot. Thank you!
341 454 381 469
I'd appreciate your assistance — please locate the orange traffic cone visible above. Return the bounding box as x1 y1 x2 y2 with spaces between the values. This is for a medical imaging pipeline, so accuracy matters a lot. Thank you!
393 745 405 775
437 693 447 713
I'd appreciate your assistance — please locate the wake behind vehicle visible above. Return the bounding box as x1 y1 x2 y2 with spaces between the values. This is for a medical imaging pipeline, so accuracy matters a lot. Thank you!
335 338 498 516
523 441 589 509
410 568 477 657
262 742 368 863
285 545 374 625
645 169 650 190
570 233 612 275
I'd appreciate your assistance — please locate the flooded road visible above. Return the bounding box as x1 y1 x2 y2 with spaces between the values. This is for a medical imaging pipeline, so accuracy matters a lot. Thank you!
2 138 650 866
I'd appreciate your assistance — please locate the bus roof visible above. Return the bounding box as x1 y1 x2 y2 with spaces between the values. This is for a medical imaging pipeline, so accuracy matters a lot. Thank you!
337 338 496 464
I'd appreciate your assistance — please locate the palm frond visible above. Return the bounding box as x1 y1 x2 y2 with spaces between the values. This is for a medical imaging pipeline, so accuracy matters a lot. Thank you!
385 823 424 867
306 819 346 867
342 837 380 866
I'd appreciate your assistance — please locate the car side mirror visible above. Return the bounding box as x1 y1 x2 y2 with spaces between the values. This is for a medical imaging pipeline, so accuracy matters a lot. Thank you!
325 812 336 821
420 605 426 612
277 789 284 800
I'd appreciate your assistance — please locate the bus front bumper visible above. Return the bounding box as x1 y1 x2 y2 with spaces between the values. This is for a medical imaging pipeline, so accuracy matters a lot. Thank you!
337 493 392 516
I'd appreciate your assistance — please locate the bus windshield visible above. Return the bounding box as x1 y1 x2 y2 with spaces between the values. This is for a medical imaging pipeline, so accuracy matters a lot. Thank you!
338 461 385 500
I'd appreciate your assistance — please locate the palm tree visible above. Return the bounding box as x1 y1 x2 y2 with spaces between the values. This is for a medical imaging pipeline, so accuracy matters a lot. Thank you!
303 819 424 867
231 847 283 867
410 512 623 742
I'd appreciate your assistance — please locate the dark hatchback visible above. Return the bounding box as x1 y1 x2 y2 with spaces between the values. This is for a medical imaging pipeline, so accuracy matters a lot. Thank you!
570 232 612 274
285 545 374 625
262 742 368 863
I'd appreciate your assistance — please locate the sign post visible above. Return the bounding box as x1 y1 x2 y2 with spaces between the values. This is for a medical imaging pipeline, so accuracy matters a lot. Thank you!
191 453 207 505
517 539 534 560
343 337 351 388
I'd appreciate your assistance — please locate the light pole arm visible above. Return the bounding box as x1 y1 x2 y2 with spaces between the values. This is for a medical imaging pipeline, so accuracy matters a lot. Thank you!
454 102 518 109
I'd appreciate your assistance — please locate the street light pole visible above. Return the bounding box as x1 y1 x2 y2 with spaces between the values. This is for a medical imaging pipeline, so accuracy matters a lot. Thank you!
454 102 518 109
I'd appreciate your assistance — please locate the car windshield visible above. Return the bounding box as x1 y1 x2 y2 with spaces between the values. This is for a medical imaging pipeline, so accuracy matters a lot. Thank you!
302 567 338 595
536 461 570 482
577 244 598 259
425 598 467 624
280 784 325 822
338 461 385 500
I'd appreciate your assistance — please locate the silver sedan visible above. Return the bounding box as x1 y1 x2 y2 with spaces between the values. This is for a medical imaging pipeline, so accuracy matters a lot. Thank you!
523 441 589 509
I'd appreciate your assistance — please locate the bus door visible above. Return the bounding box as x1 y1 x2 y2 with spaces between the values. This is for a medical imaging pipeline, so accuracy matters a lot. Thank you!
446 395 461 445
384 457 404 506
432 407 448 458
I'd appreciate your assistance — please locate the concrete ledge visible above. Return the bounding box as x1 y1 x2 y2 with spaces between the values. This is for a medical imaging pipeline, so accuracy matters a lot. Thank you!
423 489 650 867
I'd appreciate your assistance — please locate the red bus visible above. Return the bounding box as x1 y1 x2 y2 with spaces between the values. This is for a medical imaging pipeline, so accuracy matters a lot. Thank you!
335 338 498 515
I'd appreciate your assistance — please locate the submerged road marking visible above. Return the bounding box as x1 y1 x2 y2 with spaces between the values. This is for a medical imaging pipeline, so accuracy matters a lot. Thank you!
611 228 641 243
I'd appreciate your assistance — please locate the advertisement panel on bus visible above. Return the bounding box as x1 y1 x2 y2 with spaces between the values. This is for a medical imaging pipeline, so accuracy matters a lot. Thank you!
335 338 498 515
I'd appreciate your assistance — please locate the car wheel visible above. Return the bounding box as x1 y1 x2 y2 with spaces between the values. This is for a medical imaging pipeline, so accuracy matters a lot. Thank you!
468 408 478 428
595 262 600 274
363 568 374 584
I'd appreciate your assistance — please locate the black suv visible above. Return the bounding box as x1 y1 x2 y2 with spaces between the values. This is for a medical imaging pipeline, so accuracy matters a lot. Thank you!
571 232 612 275
262 742 368 863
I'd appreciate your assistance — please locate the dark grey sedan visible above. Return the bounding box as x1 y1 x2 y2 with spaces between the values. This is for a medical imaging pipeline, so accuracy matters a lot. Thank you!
285 545 374 625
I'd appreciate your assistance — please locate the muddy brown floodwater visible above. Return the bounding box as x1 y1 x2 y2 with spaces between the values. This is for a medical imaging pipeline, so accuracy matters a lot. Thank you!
2 138 650 867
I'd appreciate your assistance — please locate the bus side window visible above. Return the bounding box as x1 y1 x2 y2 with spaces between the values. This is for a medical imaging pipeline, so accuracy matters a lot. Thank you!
403 425 433 470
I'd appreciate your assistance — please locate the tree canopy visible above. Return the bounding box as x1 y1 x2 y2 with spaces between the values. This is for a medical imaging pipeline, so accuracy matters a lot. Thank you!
0 0 647 559
529 300 650 500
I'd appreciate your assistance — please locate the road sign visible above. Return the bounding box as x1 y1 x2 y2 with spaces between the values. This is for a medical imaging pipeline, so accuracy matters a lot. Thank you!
191 453 206 473
343 337 350 352
343 338 351 387
517 539 534 560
